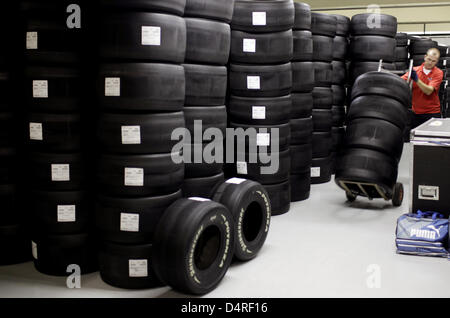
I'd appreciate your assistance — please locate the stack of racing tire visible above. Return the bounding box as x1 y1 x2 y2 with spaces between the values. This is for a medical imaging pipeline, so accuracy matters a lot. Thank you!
94 0 186 289
437 45 449 117
227 0 295 215
348 13 397 84
20 0 98 276
394 33 409 71
181 0 234 199
310 12 337 184
331 14 350 174
336 71 411 206
409 38 438 67
0 4 30 266
289 2 313 202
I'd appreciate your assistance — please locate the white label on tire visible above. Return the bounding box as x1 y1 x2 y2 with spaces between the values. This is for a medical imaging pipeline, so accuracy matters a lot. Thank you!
247 76 260 90
129 259 148 278
33 80 48 98
236 162 248 175
252 106 266 120
121 126 141 145
120 213 139 232
252 12 267 26
125 168 144 187
188 197 211 202
26 32 38 50
226 178 246 185
311 167 321 178
51 164 70 181
32 241 38 260
29 122 43 141
57 205 76 223
243 38 256 53
256 133 270 146
444 60 447 66
142 26 161 46
105 77 120 97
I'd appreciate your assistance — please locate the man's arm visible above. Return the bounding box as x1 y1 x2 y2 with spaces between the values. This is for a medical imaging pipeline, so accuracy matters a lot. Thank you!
415 79 435 96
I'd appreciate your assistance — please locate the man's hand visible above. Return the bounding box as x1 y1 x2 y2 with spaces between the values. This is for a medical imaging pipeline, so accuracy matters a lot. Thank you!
410 69 419 82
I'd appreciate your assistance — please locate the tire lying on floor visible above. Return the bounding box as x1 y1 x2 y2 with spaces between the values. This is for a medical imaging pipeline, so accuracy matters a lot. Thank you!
153 198 234 295
213 178 271 261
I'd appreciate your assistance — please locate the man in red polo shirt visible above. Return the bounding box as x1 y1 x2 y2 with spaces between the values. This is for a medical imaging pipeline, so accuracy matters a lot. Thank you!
402 48 444 128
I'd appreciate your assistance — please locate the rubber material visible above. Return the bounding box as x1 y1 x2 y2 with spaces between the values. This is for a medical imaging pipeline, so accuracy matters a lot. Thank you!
311 156 333 184
98 241 162 289
153 198 234 295
395 33 408 46
291 93 313 119
184 0 234 22
183 64 227 106
213 178 271 261
290 143 312 173
264 181 290 216
332 60 347 85
350 14 397 38
292 62 315 93
351 71 412 107
350 36 396 62
312 87 333 109
32 233 98 276
409 39 438 55
331 126 345 151
312 132 332 158
349 61 395 83
0 224 31 266
96 153 184 197
228 95 292 125
30 190 92 235
184 106 227 138
312 109 333 132
182 173 225 199
98 0 186 16
185 18 231 65
95 190 182 244
99 12 186 63
395 46 408 61
98 63 185 112
290 170 311 202
184 143 224 178
332 85 346 106
231 0 295 33
231 30 293 64
333 36 348 61
332 106 346 127
291 117 313 145
310 12 337 37
0 185 21 226
333 14 350 36
313 62 332 87
0 148 17 184
229 63 293 97
293 30 313 61
294 2 311 31
312 35 333 62
97 112 185 155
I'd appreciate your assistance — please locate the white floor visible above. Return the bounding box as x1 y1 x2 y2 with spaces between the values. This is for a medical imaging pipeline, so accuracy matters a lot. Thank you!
0 143 449 298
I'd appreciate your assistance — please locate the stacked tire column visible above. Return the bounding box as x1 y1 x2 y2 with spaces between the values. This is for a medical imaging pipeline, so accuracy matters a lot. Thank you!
94 1 186 289
228 0 295 215
330 15 350 174
290 3 313 202
394 33 409 71
182 0 234 199
310 12 337 184
437 45 449 117
0 4 29 266
21 0 98 276
348 14 397 84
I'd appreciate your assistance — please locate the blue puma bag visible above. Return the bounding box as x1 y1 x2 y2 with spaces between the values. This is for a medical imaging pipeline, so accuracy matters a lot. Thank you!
395 211 449 258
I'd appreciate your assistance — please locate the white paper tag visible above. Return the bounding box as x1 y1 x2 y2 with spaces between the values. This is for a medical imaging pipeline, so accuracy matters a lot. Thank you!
252 12 267 26
247 76 260 90
226 178 246 185
252 106 266 120
51 164 70 181
33 80 48 98
236 162 248 175
142 26 161 46
311 167 321 178
105 77 121 97
57 205 76 223
26 32 38 50
188 197 211 202
256 133 270 146
444 60 447 66
125 168 144 187
29 122 43 141
129 259 148 278
31 241 38 260
120 213 140 232
121 126 141 145
243 38 256 53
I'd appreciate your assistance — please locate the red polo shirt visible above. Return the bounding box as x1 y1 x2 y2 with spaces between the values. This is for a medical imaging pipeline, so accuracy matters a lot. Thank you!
401 63 443 114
